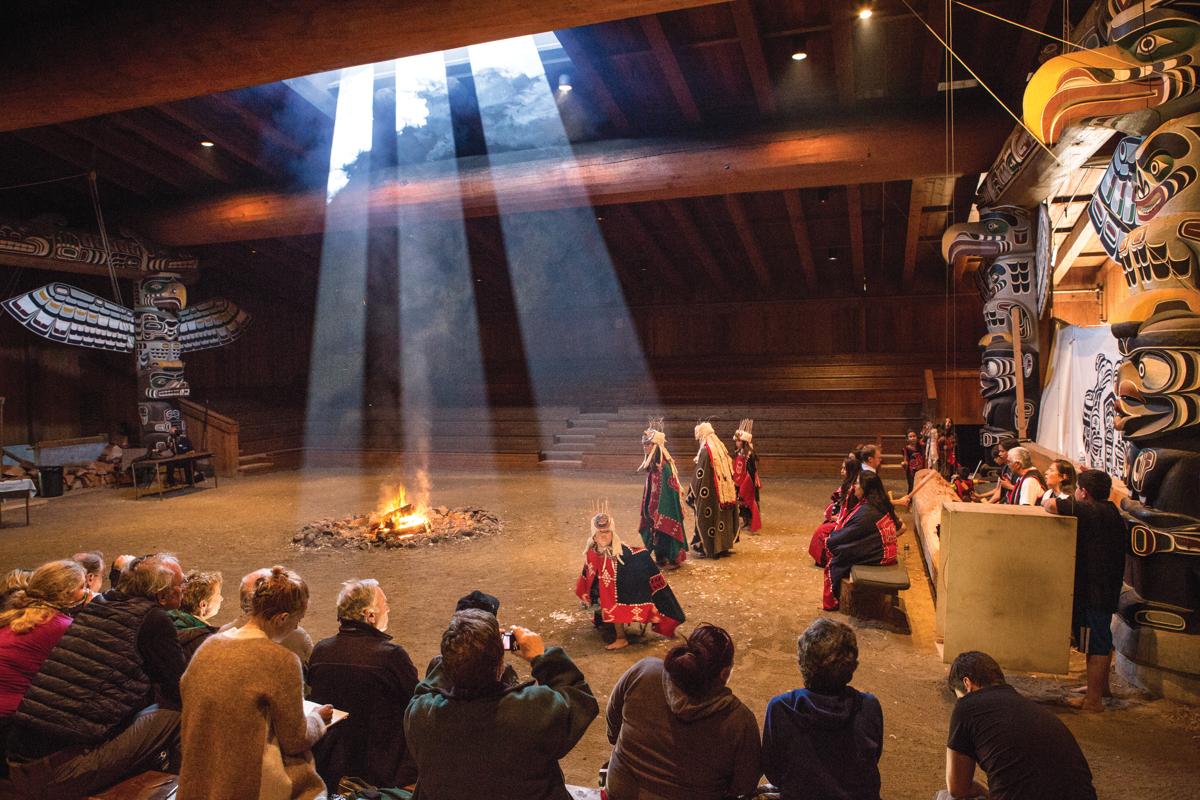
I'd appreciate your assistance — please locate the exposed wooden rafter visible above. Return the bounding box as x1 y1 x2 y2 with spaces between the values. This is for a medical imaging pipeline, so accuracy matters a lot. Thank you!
666 201 731 292
0 0 726 132
553 29 631 135
729 0 777 115
919 0 947 98
10 128 160 198
782 190 818 293
723 194 772 289
603 205 687 290
903 178 928 290
157 101 287 181
831 2 857 105
139 109 1009 245
1053 210 1098 286
1006 0 1056 100
846 184 865 291
110 110 240 185
640 15 703 124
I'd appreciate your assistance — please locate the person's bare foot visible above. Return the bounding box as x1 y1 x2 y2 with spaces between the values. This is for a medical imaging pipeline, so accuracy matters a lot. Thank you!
1065 695 1104 712
1068 685 1112 698
605 638 630 651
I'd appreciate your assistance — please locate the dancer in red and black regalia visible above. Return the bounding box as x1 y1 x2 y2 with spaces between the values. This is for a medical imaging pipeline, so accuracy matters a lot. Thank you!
576 507 685 651
731 419 762 535
939 417 958 478
808 456 862 566
822 472 900 611
638 420 688 568
901 430 925 494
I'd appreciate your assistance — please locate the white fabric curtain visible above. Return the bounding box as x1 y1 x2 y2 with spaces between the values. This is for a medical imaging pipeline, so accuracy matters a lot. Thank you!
1036 324 1126 476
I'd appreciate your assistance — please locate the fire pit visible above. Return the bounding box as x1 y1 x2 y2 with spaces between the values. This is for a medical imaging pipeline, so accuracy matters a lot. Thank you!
293 486 502 550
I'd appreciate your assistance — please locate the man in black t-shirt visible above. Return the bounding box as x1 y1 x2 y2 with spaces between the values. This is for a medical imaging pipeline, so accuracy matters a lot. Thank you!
937 651 1095 800
1043 469 1127 712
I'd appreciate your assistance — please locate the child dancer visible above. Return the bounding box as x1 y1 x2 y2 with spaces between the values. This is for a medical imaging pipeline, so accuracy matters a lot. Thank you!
731 419 762 534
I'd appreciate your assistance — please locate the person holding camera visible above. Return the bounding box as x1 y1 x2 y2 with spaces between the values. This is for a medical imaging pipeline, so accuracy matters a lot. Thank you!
404 609 598 800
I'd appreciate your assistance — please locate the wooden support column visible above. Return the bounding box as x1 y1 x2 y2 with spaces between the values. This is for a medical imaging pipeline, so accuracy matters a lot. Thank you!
1053 211 1097 286
903 179 926 290
846 184 866 292
723 194 772 289
730 0 777 115
641 15 703 123
782 190 818 293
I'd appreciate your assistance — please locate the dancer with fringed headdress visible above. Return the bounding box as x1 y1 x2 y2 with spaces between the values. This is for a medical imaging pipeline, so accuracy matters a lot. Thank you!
575 505 685 651
638 419 688 568
732 419 762 534
687 422 739 558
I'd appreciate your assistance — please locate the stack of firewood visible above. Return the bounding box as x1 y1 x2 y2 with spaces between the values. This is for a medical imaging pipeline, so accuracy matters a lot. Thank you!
1 461 117 492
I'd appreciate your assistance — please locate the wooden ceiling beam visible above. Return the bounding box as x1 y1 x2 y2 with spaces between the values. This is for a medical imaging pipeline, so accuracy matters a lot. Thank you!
139 109 1009 245
723 194 772 289
1006 0 1055 100
729 0 777 115
157 101 287 181
553 30 631 135
1053 210 1098 287
62 120 194 192
10 128 161 198
110 110 241 185
846 184 866 291
831 2 857 105
919 0 947 98
782 190 818 293
206 93 308 159
639 15 703 124
603 205 687 290
665 201 731 293
902 178 927 290
0 0 725 132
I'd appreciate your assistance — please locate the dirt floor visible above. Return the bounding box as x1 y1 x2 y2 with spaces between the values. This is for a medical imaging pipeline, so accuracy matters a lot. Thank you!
2 467 1197 799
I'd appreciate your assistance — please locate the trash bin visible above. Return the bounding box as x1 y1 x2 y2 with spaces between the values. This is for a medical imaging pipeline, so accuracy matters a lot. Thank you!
39 466 64 498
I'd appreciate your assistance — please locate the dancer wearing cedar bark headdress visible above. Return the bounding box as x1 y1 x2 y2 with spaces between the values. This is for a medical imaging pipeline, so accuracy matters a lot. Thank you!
575 507 685 651
732 419 762 534
686 422 739 558
637 420 688 569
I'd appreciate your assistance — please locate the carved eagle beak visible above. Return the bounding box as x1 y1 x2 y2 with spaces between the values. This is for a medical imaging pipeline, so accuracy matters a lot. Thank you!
941 221 1005 268
1024 45 1161 145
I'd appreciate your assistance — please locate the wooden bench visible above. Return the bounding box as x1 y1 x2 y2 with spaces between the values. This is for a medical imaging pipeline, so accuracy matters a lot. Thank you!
844 558 911 627
88 770 177 800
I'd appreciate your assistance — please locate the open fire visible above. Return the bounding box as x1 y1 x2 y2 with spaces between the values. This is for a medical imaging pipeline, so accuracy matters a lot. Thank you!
294 482 502 551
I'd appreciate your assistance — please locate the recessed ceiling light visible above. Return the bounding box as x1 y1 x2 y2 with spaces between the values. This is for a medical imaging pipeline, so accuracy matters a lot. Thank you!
791 51 808 61
858 7 873 20
558 73 573 93
200 140 215 148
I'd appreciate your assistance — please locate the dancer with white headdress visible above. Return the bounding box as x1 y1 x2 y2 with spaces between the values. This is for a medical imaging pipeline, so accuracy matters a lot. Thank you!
575 505 685 650
638 419 688 568
732 419 762 534
687 422 738 558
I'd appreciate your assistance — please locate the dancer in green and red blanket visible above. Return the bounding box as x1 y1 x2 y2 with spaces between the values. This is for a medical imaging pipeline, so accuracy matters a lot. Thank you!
637 420 688 568
732 419 762 534
576 508 685 651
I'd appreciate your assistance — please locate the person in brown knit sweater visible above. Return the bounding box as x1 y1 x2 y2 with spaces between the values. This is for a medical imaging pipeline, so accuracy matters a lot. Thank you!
179 565 333 800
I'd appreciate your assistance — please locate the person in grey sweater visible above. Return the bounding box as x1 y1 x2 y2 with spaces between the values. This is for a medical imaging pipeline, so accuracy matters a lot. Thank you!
605 624 761 800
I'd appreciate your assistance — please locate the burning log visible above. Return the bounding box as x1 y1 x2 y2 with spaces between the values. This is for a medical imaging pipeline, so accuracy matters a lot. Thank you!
294 505 503 551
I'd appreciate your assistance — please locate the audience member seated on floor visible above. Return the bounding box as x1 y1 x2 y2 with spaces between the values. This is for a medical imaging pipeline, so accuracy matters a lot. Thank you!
1005 447 1046 506
169 570 223 661
856 444 881 474
762 617 882 800
985 439 1019 503
310 578 418 793
604 623 760 800
0 560 86 770
6 554 186 799
424 590 520 690
1043 469 1126 713
0 569 32 609
822 472 900 612
71 551 105 603
104 554 138 600
180 565 331 800
809 457 862 567
936 651 1096 800
220 567 314 666
1040 459 1076 503
405 609 598 800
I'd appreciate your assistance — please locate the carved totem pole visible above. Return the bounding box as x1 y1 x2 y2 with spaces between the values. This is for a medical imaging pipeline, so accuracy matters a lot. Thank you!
942 205 1051 446
1 220 249 456
1019 0 1200 699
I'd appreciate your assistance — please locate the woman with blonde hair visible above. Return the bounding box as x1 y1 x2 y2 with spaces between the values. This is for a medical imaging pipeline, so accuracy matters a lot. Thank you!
0 560 86 762
181 565 331 800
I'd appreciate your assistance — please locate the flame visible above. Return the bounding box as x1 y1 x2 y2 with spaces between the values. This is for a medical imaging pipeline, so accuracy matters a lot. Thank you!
374 482 431 535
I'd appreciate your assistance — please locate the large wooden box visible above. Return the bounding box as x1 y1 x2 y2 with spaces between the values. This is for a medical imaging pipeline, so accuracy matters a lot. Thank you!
937 501 1077 674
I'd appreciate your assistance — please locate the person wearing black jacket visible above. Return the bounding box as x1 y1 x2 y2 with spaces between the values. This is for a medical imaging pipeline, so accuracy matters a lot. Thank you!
822 473 900 611
310 578 419 793
6 554 187 799
763 618 883 800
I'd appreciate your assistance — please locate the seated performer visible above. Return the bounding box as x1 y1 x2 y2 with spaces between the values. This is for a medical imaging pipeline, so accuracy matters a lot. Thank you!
1007 447 1046 506
637 420 688 568
576 509 684 651
731 419 762 534
687 422 738 558
822 473 899 612
902 430 925 494
808 457 862 566
952 466 980 502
